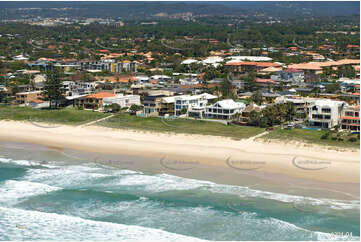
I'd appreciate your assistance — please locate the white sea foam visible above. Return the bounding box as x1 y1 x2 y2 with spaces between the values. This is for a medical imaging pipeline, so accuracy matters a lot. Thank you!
23 165 112 188
111 173 213 192
0 207 206 241
0 157 58 168
0 180 61 204
209 184 360 210
0 157 41 167
7 157 360 211
104 170 359 211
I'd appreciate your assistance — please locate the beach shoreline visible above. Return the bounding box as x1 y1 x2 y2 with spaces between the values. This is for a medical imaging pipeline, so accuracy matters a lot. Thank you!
0 120 359 198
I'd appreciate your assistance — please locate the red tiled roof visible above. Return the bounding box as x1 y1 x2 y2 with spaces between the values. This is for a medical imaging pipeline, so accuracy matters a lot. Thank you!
255 78 275 84
225 62 281 67
347 45 360 49
284 68 302 73
86 92 115 99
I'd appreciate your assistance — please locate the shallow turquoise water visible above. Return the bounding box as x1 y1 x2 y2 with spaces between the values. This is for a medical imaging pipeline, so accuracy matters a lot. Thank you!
0 147 359 241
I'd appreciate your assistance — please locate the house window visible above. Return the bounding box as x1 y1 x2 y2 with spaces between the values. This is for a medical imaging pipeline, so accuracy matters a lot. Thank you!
321 108 331 113
312 106 318 111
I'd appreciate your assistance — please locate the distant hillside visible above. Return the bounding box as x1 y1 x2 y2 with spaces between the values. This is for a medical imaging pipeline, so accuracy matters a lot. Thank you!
0 1 359 20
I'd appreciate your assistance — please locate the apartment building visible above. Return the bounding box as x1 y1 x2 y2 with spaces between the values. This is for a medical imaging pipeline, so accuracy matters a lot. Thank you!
80 60 137 73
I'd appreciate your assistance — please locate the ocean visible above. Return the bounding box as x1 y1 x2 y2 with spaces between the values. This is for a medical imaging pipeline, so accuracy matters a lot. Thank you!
0 142 359 241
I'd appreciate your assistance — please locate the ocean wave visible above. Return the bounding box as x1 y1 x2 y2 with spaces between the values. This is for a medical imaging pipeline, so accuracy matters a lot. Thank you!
21 161 359 211
0 207 206 241
0 157 57 168
208 184 360 211
0 180 61 205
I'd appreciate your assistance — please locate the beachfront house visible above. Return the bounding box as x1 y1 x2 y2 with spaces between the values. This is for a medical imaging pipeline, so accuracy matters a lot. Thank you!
307 99 345 129
16 91 43 105
341 105 360 132
205 99 246 120
238 103 264 125
174 93 217 117
102 94 141 109
275 96 307 119
75 91 115 110
143 94 174 116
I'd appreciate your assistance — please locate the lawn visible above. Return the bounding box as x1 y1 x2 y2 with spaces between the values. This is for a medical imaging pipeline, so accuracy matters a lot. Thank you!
0 106 109 125
98 113 265 139
0 106 264 139
262 128 360 149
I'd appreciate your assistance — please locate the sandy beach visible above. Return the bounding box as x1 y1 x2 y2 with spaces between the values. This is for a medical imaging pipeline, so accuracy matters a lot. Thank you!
0 120 359 198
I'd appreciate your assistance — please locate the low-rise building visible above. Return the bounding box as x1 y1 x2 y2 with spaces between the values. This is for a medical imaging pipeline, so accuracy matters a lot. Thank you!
143 94 167 115
102 94 141 109
205 99 246 120
341 106 360 132
271 68 304 85
238 103 264 125
174 93 217 117
275 96 307 118
16 91 43 105
307 99 345 129
75 91 115 110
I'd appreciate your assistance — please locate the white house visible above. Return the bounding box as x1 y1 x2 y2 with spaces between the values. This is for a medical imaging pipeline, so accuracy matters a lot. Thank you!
174 93 217 117
226 56 273 63
181 59 199 65
102 94 141 109
179 78 200 86
307 99 345 129
151 75 172 83
205 99 246 120
201 56 224 67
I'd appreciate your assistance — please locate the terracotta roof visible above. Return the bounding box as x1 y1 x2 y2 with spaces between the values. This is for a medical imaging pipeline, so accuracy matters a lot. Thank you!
284 68 303 73
226 62 281 67
287 63 323 70
86 92 115 99
347 45 360 49
260 66 282 72
288 59 360 70
255 78 275 84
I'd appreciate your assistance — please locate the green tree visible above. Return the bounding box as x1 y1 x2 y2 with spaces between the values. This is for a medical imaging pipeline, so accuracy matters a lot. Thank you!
220 79 235 99
251 91 263 105
43 68 65 109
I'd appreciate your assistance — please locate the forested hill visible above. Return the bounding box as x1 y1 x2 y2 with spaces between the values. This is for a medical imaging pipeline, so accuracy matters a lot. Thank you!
0 1 359 20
